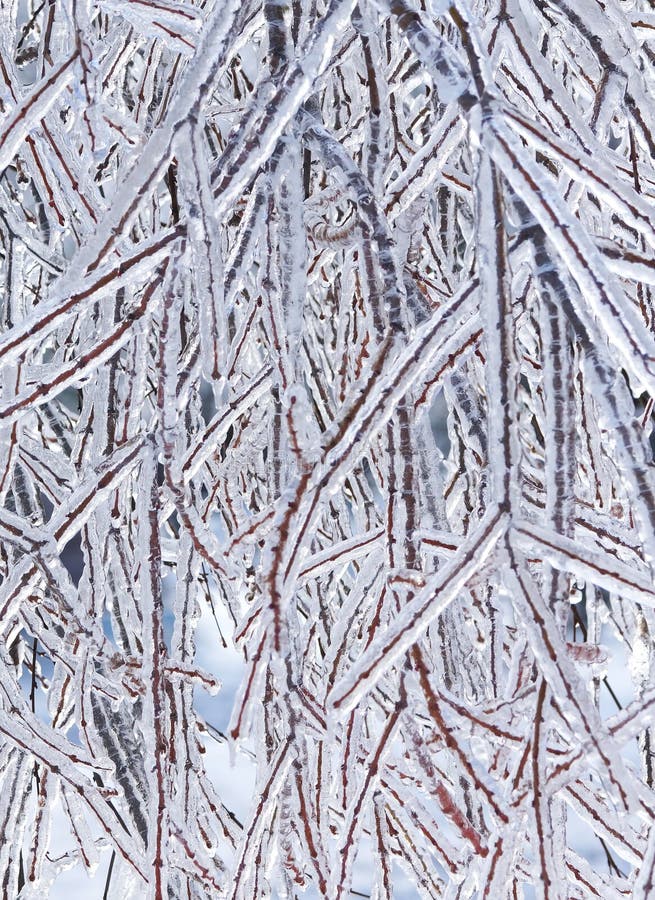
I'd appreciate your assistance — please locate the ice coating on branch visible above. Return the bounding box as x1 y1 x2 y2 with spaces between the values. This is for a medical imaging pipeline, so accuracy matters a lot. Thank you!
3 0 655 896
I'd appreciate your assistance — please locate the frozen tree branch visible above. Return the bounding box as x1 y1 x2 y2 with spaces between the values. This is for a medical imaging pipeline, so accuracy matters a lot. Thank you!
3 0 655 896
